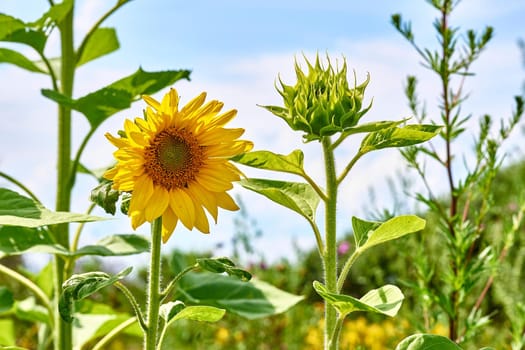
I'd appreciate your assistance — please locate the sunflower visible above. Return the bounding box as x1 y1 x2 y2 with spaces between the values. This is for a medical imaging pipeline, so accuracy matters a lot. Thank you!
104 88 253 242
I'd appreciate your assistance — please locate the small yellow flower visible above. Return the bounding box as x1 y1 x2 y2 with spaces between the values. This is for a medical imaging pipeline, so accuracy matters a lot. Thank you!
215 327 230 344
104 88 253 242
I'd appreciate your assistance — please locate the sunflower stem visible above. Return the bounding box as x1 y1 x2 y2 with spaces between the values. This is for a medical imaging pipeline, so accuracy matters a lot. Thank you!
321 136 339 350
54 3 75 349
145 217 163 350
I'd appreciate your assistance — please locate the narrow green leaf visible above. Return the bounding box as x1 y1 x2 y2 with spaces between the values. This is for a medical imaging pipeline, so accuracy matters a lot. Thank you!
177 273 303 320
73 234 150 257
0 48 46 73
313 281 404 318
59 267 132 322
77 27 119 67
0 188 105 228
342 119 407 136
351 216 381 248
160 302 225 324
395 334 462 350
0 287 14 313
360 215 426 251
196 257 252 281
42 68 191 128
239 178 319 222
232 149 306 177
360 124 441 153
0 226 69 258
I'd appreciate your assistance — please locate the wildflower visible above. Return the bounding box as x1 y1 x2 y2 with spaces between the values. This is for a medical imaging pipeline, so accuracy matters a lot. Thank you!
104 88 253 242
337 241 351 255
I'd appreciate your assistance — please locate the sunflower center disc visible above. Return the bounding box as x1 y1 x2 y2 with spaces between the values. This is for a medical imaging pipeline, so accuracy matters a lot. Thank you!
159 136 190 172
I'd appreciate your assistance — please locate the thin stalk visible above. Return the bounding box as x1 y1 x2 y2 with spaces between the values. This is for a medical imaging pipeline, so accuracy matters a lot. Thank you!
0 171 42 203
321 136 338 350
328 315 345 350
54 3 75 349
0 264 53 322
68 127 96 191
336 249 362 293
336 151 364 186
92 317 137 350
307 218 325 257
115 282 147 332
145 217 163 350
302 172 328 202
160 263 199 302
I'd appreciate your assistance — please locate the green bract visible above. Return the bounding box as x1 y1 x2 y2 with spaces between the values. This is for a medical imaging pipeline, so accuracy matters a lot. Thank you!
262 55 372 142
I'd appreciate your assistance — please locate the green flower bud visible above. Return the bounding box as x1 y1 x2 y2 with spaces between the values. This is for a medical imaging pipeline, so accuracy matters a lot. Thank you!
263 55 373 142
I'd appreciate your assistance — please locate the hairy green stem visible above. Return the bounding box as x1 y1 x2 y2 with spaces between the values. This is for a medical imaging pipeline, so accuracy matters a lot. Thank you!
54 3 76 349
145 217 163 349
115 282 147 332
322 136 338 350
328 315 345 349
160 263 199 303
337 249 362 292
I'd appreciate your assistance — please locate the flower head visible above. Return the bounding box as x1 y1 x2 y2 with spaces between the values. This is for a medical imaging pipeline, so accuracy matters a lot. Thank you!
263 54 372 142
104 88 253 242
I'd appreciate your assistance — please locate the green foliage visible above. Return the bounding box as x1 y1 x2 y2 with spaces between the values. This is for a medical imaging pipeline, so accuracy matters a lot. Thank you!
0 188 104 228
76 27 119 67
59 267 132 322
0 287 14 313
41 68 191 129
313 281 404 318
239 178 320 222
395 334 462 350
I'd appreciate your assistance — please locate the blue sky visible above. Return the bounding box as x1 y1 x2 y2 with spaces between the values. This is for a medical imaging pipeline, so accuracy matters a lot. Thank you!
1 0 524 265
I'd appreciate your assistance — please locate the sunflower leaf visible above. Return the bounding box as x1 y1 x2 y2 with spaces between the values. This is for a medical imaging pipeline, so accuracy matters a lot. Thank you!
0 188 105 228
59 267 132 322
239 178 319 222
90 180 120 215
395 334 463 350
41 68 191 129
72 234 150 257
77 27 119 67
0 13 47 53
313 281 404 318
196 257 252 281
360 124 441 154
0 287 14 313
0 48 47 73
0 226 68 258
359 215 426 252
232 149 306 177
160 301 225 325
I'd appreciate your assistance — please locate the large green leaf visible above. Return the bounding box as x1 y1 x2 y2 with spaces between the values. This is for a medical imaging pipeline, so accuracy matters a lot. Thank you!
73 234 150 257
42 68 191 129
360 124 441 154
0 48 46 73
0 188 104 228
232 149 306 177
395 334 463 350
239 178 319 222
0 14 47 53
313 281 404 318
0 226 68 258
176 273 303 320
77 27 119 67
0 287 14 313
360 215 426 251
60 268 132 322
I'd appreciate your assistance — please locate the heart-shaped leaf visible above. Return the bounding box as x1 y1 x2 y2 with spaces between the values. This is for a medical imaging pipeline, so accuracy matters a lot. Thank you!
77 27 119 67
239 178 319 222
351 216 382 248
313 281 404 318
160 301 225 324
360 215 426 251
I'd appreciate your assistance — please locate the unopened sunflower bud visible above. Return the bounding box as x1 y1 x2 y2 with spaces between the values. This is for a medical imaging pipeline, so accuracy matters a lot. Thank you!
263 55 373 142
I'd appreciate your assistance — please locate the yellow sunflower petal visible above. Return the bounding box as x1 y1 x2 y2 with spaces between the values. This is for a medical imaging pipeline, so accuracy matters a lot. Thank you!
143 94 161 111
169 189 196 229
216 192 239 211
161 207 179 243
193 202 210 233
130 209 146 230
187 183 218 222
144 187 170 222
105 133 129 148
180 92 206 118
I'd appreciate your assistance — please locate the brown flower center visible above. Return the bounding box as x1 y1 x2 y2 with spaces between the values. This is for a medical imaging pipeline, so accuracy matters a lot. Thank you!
144 127 205 190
